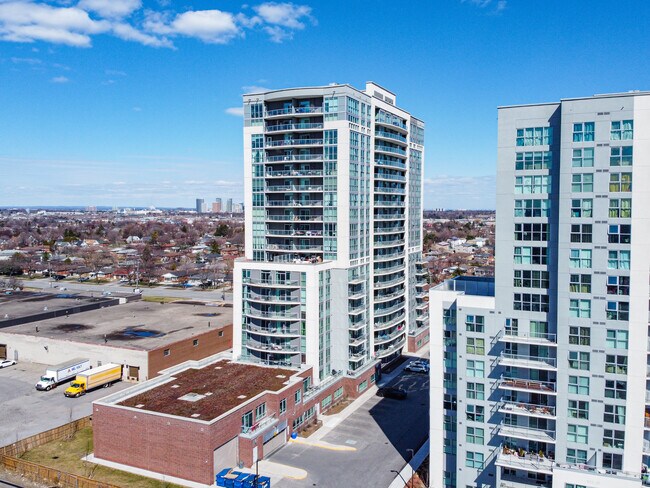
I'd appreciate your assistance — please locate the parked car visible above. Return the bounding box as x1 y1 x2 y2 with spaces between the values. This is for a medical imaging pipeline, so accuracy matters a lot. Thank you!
405 361 429 374
0 359 17 369
78 277 90 282
376 386 407 400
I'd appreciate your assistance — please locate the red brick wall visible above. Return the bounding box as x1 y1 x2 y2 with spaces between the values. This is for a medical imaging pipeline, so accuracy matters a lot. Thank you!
147 325 232 377
407 327 430 353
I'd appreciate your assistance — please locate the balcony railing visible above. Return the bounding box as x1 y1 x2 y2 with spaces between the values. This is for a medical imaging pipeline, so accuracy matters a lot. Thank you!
374 200 406 207
375 172 406 182
374 238 405 248
496 424 556 443
375 130 407 143
374 275 406 289
265 138 323 147
374 302 406 318
265 228 323 237
499 329 557 345
375 327 406 345
266 200 324 207
497 353 557 370
374 213 406 221
495 449 554 475
266 185 324 192
243 293 300 304
375 311 406 331
266 122 324 132
374 186 406 195
498 401 556 419
266 169 323 177
243 309 300 320
266 154 323 162
241 413 278 437
375 337 406 358
375 225 406 234
266 243 323 252
374 288 406 303
246 324 300 336
265 214 323 222
498 377 556 395
374 263 405 275
375 157 406 170
266 106 323 117
375 144 407 156
242 277 300 287
246 341 300 353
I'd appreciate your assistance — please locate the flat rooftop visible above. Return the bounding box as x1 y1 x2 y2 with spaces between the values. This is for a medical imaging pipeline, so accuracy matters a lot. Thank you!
118 360 297 420
0 299 232 350
433 276 495 297
0 290 116 323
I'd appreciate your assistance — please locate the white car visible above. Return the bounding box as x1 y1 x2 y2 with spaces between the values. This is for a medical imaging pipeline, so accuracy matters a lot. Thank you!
405 361 429 374
0 359 16 369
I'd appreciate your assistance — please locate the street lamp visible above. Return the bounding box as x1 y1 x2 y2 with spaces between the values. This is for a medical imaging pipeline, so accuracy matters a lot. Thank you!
407 448 415 488
390 470 408 488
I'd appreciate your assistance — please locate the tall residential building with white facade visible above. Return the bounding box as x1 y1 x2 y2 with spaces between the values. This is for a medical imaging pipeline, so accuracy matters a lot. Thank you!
232 82 429 385
431 92 650 488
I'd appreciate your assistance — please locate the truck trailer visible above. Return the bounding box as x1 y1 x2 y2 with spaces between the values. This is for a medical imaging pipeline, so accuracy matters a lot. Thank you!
64 363 122 397
35 358 91 391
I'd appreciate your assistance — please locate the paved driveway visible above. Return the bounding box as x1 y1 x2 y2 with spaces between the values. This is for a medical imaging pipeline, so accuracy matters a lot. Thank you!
0 361 131 447
270 371 429 488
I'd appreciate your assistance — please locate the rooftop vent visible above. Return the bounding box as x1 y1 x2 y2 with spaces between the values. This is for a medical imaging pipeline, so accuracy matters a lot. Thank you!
276 374 287 379
171 384 180 389
135 404 144 408
179 392 206 402
237 395 247 400
191 413 201 418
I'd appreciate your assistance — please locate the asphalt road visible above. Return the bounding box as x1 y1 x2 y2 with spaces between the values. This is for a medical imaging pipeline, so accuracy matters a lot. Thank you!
0 361 131 448
271 370 429 488
23 278 233 302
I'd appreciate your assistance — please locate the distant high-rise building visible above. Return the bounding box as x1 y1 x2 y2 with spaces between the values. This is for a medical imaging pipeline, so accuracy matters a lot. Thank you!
431 91 650 488
196 198 205 213
232 82 428 386
212 201 222 213
225 198 233 213
233 202 244 214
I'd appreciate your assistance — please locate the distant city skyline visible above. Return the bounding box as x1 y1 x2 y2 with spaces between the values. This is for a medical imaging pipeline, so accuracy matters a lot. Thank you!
2 0 649 209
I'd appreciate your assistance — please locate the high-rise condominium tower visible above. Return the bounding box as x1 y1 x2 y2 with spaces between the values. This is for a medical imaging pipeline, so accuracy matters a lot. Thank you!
232 82 429 384
430 92 650 488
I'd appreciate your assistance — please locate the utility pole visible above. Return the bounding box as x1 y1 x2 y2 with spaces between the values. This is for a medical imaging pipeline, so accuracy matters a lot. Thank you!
407 448 415 488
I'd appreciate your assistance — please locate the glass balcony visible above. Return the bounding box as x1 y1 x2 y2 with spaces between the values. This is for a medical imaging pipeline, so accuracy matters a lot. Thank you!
375 337 406 358
375 327 406 345
374 199 406 207
374 263 405 275
245 324 300 337
349 320 367 331
246 341 301 354
497 353 557 371
266 122 324 132
374 275 406 289
375 144 407 157
243 309 300 320
242 293 300 304
374 186 406 195
265 106 323 117
499 474 551 488
349 351 367 362
495 448 554 475
375 156 406 170
374 213 406 221
265 138 323 147
375 114 407 131
242 277 300 288
498 330 557 346
375 172 406 182
374 225 405 234
497 424 556 444
265 214 323 222
375 130 407 144
266 184 324 192
498 401 556 419
265 169 323 177
266 200 323 207
348 303 367 315
349 334 367 347
374 301 405 318
374 288 406 304
374 251 406 263
498 377 556 395
375 311 406 331
374 238 405 248
265 154 323 162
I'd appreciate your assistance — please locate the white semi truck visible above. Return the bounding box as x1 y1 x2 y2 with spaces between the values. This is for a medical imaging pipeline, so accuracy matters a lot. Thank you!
35 358 91 391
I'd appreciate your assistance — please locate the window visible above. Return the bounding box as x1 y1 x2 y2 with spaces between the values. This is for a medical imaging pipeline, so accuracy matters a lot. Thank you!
603 429 625 449
513 246 547 265
443 437 456 455
571 199 593 218
466 360 485 378
569 274 591 293
608 224 631 244
514 223 548 241
568 375 589 395
334 386 344 399
606 329 629 349
242 411 253 430
567 424 588 444
466 404 485 422
609 172 632 192
569 326 590 345
279 398 286 414
514 269 549 289
321 395 332 409
605 355 627 374
570 224 592 243
357 380 368 392
605 379 627 399
250 103 263 119
514 199 551 217
218 331 224 337
443 394 457 410
610 120 633 140
513 293 549 312
571 173 594 192
517 127 552 146
606 301 629 321
465 451 484 469
604 404 626 424
255 402 267 420
566 484 587 488
573 122 595 142
610 146 633 166
163 348 170 356
603 453 623 470
569 351 590 370
568 400 589 419
566 448 588 464
569 299 591 318
609 198 631 218
466 338 485 355
444 415 457 432
193 339 199 347
466 427 484 445
515 151 552 170
294 389 302 404
608 250 630 270
515 175 551 194
467 382 485 400
465 315 484 333
570 249 592 269
572 147 594 167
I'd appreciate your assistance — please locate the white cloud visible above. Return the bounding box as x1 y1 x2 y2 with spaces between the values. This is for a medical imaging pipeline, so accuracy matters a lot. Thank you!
148 9 241 44
51 75 69 83
225 107 244 116
111 22 172 47
423 175 496 209
10 56 41 64
461 0 506 13
77 0 141 18
253 2 313 29
242 84 270 93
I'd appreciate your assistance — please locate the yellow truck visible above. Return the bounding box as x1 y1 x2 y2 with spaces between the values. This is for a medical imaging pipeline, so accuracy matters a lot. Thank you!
64 363 122 398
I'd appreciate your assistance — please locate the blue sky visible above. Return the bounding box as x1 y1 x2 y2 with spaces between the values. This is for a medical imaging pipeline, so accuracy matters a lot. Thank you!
1 0 649 209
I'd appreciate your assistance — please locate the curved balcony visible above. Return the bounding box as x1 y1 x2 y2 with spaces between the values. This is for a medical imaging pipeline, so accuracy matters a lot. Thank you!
496 424 556 444
266 243 323 253
348 302 367 315
498 330 557 346
375 225 405 234
375 327 406 345
498 401 556 419
375 144 407 158
374 263 405 276
266 184 324 192
415 268 428 276
498 377 557 395
374 301 405 318
497 353 557 371
374 238 405 249
265 214 323 222
375 115 407 133
374 199 406 207
246 324 301 338
374 251 405 263
375 213 406 220
243 293 300 304
375 172 406 183
374 288 406 304
243 309 301 321
375 337 406 358
265 229 323 237
266 169 323 178
265 138 323 147
374 187 406 196
349 352 367 363
265 106 323 117
375 129 407 144
349 334 367 347
374 275 406 290
349 320 367 331
375 156 406 170
246 342 301 354
242 277 300 288
266 200 323 207
265 154 323 162
374 311 406 332
266 122 324 132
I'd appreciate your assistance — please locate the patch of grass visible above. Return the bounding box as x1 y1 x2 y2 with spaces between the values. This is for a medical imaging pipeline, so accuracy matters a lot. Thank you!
20 426 182 488
141 296 179 303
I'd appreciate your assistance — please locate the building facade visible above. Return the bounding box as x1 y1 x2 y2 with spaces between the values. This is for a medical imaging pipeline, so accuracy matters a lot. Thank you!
431 92 650 488
233 82 429 386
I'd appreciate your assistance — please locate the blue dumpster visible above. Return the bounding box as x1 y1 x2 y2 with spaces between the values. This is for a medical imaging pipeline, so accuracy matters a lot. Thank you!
216 468 232 487
224 471 242 488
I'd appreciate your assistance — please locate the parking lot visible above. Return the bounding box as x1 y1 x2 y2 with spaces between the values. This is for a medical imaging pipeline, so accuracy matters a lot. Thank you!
271 368 429 488
0 361 131 447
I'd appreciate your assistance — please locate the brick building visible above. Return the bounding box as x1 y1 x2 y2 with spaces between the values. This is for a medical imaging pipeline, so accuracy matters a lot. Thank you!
92 354 377 485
